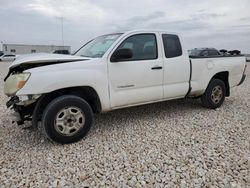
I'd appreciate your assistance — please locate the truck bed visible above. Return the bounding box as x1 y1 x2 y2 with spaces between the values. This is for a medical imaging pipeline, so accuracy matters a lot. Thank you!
189 55 246 97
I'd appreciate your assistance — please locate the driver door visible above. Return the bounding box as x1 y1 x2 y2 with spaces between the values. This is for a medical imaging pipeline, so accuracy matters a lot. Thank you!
108 33 164 108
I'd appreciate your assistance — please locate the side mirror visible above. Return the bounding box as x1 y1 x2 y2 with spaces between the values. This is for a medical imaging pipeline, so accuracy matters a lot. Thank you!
111 48 133 62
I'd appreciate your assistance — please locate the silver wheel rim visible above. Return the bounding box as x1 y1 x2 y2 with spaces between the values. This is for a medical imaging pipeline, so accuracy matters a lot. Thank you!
211 85 223 104
54 107 85 136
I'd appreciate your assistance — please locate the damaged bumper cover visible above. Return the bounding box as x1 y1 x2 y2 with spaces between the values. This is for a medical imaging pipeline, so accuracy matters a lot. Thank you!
6 96 19 108
7 94 41 107
237 74 246 86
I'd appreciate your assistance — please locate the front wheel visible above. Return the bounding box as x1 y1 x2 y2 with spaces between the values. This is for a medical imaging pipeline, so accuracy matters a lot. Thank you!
201 79 226 109
42 95 93 144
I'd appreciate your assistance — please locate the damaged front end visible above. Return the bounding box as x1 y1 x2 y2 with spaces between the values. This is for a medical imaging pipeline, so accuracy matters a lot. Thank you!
4 53 88 126
4 64 37 126
6 95 41 126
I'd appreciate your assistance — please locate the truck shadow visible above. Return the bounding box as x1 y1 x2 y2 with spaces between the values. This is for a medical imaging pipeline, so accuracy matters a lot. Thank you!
7 98 205 147
92 98 204 132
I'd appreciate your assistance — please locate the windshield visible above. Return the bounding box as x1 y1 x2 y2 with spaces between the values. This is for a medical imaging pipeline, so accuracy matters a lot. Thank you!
75 34 122 58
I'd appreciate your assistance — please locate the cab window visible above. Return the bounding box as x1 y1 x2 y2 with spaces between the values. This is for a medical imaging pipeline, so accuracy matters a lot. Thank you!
162 34 182 58
116 34 158 61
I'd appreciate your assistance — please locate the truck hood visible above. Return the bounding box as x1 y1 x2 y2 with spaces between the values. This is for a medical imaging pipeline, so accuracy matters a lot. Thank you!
5 53 90 81
10 53 88 69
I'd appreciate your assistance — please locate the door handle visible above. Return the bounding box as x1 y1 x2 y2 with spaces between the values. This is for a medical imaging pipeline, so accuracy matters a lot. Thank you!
151 66 162 70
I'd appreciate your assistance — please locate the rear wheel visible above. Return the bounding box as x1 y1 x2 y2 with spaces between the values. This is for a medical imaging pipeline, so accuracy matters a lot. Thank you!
42 95 93 144
201 79 226 109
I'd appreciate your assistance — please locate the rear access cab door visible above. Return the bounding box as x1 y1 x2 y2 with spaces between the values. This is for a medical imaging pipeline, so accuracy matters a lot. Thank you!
159 33 190 99
108 32 164 108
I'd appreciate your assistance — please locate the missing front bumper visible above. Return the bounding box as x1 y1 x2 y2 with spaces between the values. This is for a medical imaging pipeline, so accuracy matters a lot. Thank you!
6 96 36 126
10 112 23 125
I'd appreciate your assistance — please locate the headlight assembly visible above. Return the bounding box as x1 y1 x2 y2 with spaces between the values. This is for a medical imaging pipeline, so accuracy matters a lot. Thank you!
4 72 31 96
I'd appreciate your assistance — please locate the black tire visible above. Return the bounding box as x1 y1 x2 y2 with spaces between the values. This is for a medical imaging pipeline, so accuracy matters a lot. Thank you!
41 95 93 144
201 79 226 109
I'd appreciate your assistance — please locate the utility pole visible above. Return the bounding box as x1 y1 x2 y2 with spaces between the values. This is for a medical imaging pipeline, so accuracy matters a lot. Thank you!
61 16 64 50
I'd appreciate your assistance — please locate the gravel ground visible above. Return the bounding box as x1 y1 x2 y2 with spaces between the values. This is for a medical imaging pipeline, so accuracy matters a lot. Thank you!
0 61 249 188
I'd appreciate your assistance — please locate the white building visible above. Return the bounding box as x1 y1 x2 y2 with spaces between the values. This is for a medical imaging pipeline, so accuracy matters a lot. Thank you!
0 42 3 51
2 43 71 55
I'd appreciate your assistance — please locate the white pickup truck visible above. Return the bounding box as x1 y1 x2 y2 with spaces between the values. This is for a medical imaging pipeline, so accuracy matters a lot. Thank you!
4 30 247 144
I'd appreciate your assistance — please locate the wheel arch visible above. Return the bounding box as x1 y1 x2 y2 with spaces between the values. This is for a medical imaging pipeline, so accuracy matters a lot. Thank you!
211 71 230 97
32 86 102 127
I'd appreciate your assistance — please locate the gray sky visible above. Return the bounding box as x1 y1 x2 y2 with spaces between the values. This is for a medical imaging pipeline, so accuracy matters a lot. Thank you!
0 0 250 53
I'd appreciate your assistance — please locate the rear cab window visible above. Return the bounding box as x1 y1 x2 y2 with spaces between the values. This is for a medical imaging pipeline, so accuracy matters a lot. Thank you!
162 34 182 58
